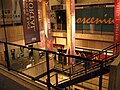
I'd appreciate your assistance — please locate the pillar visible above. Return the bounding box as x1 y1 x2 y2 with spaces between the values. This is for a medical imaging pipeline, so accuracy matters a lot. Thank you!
66 0 76 63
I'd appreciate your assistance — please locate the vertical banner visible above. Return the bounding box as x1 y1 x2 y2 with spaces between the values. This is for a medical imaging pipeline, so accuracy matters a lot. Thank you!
46 1 52 50
43 0 52 50
22 0 40 45
114 0 120 54
38 0 45 49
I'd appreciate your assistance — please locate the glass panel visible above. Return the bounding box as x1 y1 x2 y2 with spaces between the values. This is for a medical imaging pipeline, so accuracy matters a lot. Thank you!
0 43 6 66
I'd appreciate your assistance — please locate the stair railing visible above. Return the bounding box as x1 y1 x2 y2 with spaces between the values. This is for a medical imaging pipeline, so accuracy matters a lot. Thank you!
53 41 120 86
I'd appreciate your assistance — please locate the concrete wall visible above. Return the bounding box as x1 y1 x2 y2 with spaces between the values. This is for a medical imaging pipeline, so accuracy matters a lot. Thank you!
0 25 24 42
52 32 113 50
109 55 120 90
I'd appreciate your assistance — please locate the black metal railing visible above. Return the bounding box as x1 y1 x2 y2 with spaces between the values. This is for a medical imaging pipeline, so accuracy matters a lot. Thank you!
0 41 120 90
52 41 120 89
0 41 62 90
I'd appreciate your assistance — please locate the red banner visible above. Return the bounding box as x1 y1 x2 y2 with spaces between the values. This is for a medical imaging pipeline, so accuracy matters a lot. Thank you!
45 1 52 50
22 0 40 45
114 0 120 53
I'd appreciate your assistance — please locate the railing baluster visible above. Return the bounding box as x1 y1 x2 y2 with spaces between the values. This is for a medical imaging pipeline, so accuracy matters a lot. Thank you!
4 42 10 71
99 62 103 90
56 73 58 85
105 50 107 61
46 52 51 90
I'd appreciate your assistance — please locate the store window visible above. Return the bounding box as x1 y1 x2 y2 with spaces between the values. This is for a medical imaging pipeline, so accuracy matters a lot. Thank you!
56 10 67 30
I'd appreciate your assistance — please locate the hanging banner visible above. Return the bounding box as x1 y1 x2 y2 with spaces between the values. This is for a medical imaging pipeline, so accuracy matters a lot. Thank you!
114 0 120 53
37 0 45 49
45 0 52 50
22 0 40 45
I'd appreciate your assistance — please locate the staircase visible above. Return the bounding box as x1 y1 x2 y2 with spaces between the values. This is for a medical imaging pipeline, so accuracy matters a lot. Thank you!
53 41 120 88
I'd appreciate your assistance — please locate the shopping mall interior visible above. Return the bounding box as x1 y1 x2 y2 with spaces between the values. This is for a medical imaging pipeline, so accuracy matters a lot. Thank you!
0 0 120 90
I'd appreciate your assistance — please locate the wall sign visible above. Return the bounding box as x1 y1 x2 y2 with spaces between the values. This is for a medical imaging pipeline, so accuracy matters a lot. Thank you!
75 7 114 32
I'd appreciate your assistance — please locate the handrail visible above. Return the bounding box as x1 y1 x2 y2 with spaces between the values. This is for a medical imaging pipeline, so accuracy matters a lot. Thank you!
58 56 117 86
0 41 63 90
102 41 120 51
75 46 101 53
54 41 120 86
88 42 119 60
72 63 101 78
54 57 102 76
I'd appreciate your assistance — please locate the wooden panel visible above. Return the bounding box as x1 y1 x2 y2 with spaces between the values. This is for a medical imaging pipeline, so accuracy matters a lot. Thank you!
5 26 24 42
0 28 5 41
56 38 66 46
75 39 113 50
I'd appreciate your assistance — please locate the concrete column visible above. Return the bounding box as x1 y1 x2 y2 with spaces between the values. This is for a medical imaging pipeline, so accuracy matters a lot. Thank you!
66 0 75 63
109 55 120 90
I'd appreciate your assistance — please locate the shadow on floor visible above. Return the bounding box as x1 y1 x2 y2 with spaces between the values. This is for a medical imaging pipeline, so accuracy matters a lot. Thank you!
0 73 29 90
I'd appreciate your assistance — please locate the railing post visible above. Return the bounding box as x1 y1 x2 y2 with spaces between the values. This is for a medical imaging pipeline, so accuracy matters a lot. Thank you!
62 61 64 71
46 52 51 90
116 42 117 54
98 51 101 60
56 73 58 85
69 67 72 90
99 62 103 90
71 64 74 74
69 65 72 80
4 43 10 71
105 50 107 60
